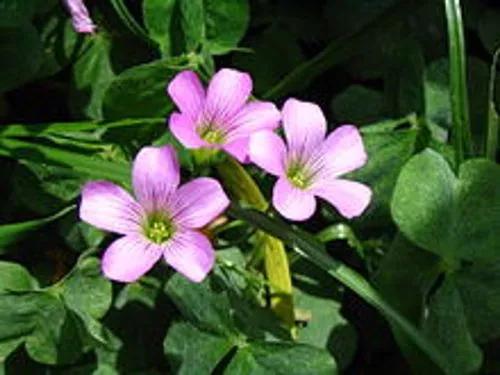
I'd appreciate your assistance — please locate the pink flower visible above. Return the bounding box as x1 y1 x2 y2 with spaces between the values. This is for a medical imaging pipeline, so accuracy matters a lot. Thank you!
64 0 96 34
249 98 372 221
79 146 229 283
167 69 281 163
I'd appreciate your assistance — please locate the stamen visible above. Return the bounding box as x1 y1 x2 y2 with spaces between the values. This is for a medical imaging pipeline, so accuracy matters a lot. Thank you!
198 123 226 145
286 161 312 189
144 214 175 244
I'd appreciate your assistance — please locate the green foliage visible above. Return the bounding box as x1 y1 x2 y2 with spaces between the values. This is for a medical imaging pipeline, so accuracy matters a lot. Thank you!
1 0 499 373
392 149 500 261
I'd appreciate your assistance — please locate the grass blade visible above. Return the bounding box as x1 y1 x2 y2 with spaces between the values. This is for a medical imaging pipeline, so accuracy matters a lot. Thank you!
444 0 472 164
229 205 449 373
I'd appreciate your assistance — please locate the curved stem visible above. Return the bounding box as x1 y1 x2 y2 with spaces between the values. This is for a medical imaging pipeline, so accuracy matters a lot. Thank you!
228 205 449 373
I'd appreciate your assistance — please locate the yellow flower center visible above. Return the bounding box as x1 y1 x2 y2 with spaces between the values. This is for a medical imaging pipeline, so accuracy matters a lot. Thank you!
144 214 174 244
198 125 225 144
287 163 311 189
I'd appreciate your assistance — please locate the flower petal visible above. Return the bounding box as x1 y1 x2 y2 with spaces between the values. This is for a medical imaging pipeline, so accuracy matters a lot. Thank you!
249 131 286 176
282 98 326 153
272 177 316 221
169 112 206 148
167 70 205 121
320 125 368 177
205 69 252 125
223 138 249 163
312 179 372 219
164 230 215 282
102 235 162 282
64 0 96 34
80 181 143 235
132 145 180 211
226 101 281 140
171 177 230 228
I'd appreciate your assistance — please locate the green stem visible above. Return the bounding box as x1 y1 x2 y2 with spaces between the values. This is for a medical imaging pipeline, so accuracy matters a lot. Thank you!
216 158 295 331
444 0 472 165
228 205 449 373
486 48 500 161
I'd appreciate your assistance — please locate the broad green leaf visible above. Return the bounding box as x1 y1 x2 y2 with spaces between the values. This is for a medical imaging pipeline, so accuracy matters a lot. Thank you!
142 0 177 55
423 277 483 374
165 273 238 336
0 262 39 292
375 235 441 322
0 205 74 251
35 8 79 79
224 341 337 375
70 36 115 119
58 257 112 319
328 118 418 229
229 206 449 372
102 58 185 120
374 234 442 374
0 23 42 93
456 261 500 343
392 149 500 261
293 260 357 370
179 0 249 55
331 85 384 124
25 297 85 365
115 276 162 310
0 293 40 340
163 321 234 374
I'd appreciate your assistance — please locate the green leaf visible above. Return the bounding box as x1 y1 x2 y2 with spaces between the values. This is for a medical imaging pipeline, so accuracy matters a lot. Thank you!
35 8 80 79
179 0 249 55
70 36 116 120
225 341 337 375
336 117 418 229
163 322 234 374
228 205 449 372
456 261 500 343
293 260 357 370
25 297 85 365
58 257 112 320
391 149 500 261
423 277 483 374
0 137 130 185
0 23 42 93
331 85 384 124
0 205 74 251
143 0 177 55
102 58 185 120
0 262 39 292
165 273 238 337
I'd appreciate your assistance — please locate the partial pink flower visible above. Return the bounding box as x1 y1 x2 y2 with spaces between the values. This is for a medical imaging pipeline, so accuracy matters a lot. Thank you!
64 0 96 34
79 145 230 283
249 98 372 221
167 69 281 163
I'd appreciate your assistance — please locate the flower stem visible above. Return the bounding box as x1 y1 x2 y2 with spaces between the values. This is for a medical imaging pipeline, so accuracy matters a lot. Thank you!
228 205 449 373
216 157 296 333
